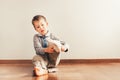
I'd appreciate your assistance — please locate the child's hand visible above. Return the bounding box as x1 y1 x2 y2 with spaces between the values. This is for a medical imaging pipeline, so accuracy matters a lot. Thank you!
61 46 67 52
44 46 54 53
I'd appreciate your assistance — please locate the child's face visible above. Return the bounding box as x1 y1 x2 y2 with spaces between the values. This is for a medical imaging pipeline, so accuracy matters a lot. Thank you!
33 18 48 35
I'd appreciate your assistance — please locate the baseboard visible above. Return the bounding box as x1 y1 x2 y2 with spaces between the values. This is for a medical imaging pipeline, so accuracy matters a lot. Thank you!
0 59 120 64
0 60 32 64
60 59 120 64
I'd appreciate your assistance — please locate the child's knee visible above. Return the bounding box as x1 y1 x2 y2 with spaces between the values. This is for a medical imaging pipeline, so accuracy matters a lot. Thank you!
32 55 43 62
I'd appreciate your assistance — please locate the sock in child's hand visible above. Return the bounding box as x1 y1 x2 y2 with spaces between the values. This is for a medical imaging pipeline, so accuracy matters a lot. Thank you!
48 40 62 53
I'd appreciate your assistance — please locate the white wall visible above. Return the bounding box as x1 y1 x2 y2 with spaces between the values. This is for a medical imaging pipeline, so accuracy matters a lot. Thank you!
0 0 120 59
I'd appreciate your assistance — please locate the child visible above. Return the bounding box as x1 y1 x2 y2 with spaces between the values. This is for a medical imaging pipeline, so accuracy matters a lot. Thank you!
32 15 69 76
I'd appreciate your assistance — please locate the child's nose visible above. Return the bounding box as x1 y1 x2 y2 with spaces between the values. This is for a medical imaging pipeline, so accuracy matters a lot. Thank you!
40 26 44 29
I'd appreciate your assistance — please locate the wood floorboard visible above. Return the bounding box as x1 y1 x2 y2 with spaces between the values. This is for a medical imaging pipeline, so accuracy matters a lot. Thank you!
0 63 120 80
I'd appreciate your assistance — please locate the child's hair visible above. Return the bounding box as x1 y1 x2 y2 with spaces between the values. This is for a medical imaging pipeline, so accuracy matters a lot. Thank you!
32 15 47 27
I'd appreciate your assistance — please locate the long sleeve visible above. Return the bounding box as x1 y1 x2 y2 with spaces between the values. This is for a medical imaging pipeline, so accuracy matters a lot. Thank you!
50 33 69 52
33 34 45 55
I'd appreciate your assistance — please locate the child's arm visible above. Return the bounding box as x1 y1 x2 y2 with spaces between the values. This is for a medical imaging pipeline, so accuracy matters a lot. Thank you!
50 33 69 52
34 34 45 54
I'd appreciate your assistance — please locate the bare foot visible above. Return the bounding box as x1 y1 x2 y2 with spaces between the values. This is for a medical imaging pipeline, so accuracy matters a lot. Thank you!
34 67 48 76
35 75 48 80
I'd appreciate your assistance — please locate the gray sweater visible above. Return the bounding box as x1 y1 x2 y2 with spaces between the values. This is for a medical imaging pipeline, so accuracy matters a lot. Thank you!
33 31 69 55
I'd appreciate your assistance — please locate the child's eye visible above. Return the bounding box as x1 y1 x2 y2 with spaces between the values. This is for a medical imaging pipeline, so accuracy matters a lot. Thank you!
37 26 40 28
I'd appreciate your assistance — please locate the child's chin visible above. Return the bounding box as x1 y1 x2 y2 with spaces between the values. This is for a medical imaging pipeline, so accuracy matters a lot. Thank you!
39 31 44 35
42 31 47 35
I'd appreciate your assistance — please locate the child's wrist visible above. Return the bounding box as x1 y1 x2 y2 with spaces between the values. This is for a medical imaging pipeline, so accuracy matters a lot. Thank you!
44 48 47 52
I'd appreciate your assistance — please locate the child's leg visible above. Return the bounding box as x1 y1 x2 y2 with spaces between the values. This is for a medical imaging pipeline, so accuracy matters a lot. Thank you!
32 55 48 76
47 52 61 72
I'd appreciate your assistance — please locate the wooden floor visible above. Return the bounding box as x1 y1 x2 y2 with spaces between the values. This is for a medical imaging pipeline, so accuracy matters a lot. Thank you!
0 62 120 80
